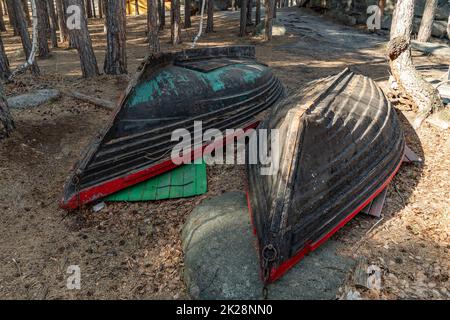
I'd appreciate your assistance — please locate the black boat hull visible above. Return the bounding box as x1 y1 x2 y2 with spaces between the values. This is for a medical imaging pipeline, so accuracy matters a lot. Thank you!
62 46 284 209
246 69 405 283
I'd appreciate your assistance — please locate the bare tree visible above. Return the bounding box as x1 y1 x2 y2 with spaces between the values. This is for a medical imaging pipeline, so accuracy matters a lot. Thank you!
147 0 160 52
55 0 69 42
239 0 247 37
206 0 213 33
0 80 14 140
184 0 191 28
264 0 274 41
417 0 438 43
104 0 127 74
65 0 99 77
0 33 10 80
6 0 40 75
388 0 444 128
170 0 181 45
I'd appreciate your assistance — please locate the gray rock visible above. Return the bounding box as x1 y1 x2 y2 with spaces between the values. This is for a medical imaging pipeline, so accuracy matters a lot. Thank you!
7 89 61 110
182 192 356 300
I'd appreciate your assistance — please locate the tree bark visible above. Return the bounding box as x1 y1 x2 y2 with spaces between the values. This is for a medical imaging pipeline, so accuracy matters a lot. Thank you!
206 0 213 33
184 0 190 28
255 0 261 26
264 0 274 41
104 0 127 75
36 0 51 58
388 0 444 128
55 0 69 42
147 0 160 52
6 0 40 75
0 80 14 140
47 0 59 47
0 33 11 80
85 0 92 18
239 0 247 37
65 0 99 77
159 0 165 30
0 0 6 31
170 0 181 45
417 0 437 43
5 0 19 35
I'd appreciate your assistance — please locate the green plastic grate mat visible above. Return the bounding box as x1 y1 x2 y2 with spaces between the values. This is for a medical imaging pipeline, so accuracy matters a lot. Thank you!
106 161 207 202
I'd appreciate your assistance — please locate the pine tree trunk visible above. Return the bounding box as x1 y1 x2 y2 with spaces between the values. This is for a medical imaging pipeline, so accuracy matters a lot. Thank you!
0 0 6 31
159 0 165 30
417 0 437 43
388 0 444 128
47 0 59 47
55 0 69 42
22 0 31 25
85 0 93 18
6 0 40 75
206 0 213 33
65 0 99 77
239 0 247 37
98 0 103 18
0 33 11 80
170 0 181 45
255 0 261 26
6 0 19 35
36 0 51 58
0 80 14 140
147 0 159 52
104 0 127 75
134 0 140 15
264 0 274 41
184 0 190 28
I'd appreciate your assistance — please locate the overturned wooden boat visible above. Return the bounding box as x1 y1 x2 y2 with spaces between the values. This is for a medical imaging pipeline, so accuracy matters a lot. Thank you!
61 46 284 209
246 68 405 283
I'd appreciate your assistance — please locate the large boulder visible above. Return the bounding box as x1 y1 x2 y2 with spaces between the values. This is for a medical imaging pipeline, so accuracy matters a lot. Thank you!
182 192 356 300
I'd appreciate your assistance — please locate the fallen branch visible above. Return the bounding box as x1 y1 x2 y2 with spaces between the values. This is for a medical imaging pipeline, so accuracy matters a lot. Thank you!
63 90 115 110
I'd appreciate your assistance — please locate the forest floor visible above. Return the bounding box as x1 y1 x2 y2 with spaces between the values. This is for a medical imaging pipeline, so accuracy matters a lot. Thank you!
0 7 448 299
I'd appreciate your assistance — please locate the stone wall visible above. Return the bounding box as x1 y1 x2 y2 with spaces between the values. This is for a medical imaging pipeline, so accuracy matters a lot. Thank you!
304 0 450 39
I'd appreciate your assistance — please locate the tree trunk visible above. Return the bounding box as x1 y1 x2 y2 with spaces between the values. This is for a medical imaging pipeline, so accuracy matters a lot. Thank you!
184 0 190 28
5 0 19 35
85 0 92 18
239 0 247 37
147 0 159 52
134 0 139 15
0 0 6 31
6 0 40 75
255 0 261 26
388 0 444 128
36 0 51 58
246 0 252 25
159 0 165 30
55 0 69 42
22 0 31 25
0 33 11 80
104 0 127 75
0 80 14 140
206 0 213 33
170 0 181 45
98 0 103 18
65 0 99 77
417 0 437 43
264 0 274 41
47 0 59 47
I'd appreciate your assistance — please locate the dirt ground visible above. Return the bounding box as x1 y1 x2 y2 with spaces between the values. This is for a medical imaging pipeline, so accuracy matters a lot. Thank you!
0 8 448 299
